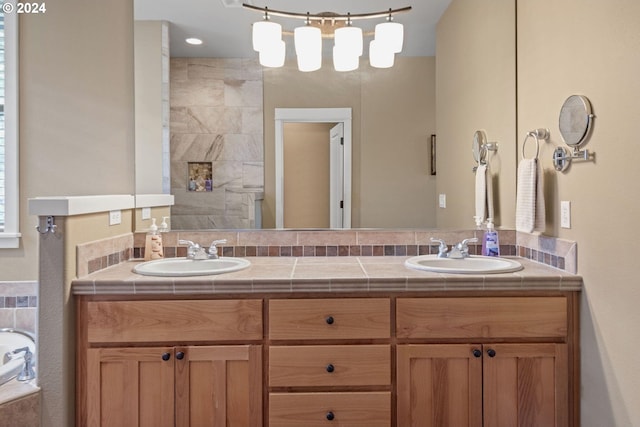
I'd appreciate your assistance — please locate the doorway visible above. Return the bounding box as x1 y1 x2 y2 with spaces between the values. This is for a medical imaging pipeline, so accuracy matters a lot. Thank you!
275 108 352 229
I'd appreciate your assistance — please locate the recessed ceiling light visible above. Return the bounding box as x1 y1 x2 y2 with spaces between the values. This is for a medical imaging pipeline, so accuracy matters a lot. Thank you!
185 38 203 45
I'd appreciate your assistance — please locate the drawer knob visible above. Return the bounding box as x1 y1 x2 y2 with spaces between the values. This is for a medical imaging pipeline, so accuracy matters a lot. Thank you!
161 352 171 361
176 351 185 360
487 349 497 358
472 349 482 358
326 364 335 373
325 316 335 325
326 411 335 421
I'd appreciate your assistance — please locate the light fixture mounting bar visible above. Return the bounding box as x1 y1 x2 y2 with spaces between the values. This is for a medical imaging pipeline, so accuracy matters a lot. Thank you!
242 4 412 22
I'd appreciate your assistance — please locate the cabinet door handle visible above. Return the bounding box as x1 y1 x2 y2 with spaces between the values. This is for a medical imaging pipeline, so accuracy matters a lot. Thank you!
487 348 497 358
161 352 171 361
325 316 335 325
326 411 335 421
472 349 482 358
176 351 185 360
326 364 335 373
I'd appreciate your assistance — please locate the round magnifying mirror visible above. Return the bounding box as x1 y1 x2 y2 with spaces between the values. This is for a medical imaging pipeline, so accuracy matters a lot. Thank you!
559 95 593 147
472 130 487 164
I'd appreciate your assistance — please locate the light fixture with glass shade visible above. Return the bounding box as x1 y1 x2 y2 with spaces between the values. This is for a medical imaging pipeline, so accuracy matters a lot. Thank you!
243 4 411 72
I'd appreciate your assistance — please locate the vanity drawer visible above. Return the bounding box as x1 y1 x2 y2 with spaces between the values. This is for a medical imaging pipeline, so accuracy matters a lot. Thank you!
269 345 391 387
396 297 567 340
269 392 391 427
269 298 390 340
86 299 263 343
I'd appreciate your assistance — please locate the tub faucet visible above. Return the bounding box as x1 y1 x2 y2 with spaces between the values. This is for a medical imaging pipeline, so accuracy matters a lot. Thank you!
11 347 36 381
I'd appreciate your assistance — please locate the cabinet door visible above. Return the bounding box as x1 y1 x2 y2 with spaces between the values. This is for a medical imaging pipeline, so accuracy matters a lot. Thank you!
86 347 175 427
397 344 483 427
483 343 568 427
175 345 262 427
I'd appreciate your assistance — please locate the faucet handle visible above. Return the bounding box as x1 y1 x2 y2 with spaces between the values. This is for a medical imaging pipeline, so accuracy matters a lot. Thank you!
460 237 479 247
178 239 198 248
209 239 227 257
430 238 448 257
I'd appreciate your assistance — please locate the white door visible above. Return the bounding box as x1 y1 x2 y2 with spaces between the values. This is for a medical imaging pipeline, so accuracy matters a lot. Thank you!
329 123 344 228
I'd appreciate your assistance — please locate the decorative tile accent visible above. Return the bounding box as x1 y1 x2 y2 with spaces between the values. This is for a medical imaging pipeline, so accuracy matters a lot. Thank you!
0 281 38 335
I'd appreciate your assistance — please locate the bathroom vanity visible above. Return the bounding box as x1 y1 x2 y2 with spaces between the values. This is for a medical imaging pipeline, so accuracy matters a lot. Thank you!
74 256 581 427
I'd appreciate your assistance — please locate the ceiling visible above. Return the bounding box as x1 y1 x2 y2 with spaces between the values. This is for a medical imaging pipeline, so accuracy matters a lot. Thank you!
134 0 452 58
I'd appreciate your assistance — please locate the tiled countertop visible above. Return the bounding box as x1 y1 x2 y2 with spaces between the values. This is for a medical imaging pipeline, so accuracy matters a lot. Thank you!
72 256 582 295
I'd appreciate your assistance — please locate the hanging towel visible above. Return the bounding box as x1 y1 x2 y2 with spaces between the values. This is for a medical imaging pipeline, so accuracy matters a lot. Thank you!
516 158 545 232
475 164 487 224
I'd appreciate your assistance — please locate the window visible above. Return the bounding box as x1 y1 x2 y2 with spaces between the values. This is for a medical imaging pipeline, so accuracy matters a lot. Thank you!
0 5 19 248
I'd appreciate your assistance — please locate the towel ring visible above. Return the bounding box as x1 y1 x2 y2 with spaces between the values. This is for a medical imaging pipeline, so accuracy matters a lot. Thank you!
522 128 550 160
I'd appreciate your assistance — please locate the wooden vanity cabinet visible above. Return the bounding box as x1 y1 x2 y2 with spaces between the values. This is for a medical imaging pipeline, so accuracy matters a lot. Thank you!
77 299 263 427
77 292 579 427
396 296 575 427
267 298 392 427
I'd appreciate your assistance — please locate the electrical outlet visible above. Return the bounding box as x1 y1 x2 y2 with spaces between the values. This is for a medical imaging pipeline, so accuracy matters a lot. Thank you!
141 207 151 220
439 194 446 208
560 201 571 229
109 210 122 226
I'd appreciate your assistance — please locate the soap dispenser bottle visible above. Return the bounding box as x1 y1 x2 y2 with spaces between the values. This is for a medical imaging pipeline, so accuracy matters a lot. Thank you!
144 218 164 261
482 218 500 257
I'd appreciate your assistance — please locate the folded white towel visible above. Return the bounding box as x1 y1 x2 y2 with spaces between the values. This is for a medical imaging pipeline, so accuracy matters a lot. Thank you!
516 158 545 232
475 164 487 223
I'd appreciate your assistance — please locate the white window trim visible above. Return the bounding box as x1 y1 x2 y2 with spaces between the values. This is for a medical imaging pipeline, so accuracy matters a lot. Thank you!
0 10 20 248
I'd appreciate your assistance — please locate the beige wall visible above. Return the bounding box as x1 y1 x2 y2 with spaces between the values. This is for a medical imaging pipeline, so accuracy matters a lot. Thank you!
436 0 517 229
283 122 333 228
264 57 437 229
517 1 640 425
134 20 168 194
0 0 135 281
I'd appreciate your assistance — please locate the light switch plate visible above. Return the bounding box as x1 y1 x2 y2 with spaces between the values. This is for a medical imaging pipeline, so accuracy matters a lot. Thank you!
439 194 446 208
561 201 571 229
109 210 122 226
141 207 151 220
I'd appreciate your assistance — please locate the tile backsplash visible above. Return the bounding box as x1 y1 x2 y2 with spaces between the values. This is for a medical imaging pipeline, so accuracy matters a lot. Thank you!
0 281 38 335
77 229 578 278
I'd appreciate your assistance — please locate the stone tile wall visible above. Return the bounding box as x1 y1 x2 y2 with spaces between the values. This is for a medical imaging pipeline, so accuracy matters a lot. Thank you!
0 282 38 335
170 58 264 229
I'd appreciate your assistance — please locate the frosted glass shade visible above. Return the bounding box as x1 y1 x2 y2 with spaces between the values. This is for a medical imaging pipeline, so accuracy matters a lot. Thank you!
259 39 286 67
369 39 395 68
333 45 359 72
294 25 322 72
374 22 404 53
252 20 282 52
334 26 363 56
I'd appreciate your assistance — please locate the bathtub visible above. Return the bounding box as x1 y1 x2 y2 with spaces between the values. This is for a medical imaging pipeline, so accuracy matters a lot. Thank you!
0 329 35 386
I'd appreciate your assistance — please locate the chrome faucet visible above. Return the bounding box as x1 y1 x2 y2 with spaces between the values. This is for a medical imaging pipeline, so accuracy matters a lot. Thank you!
430 238 449 258
179 239 227 260
208 239 227 259
10 347 36 381
448 237 479 259
430 237 478 259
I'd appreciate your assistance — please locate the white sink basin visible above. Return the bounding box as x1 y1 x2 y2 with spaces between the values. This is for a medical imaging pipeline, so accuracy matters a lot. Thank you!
405 255 523 274
133 257 251 277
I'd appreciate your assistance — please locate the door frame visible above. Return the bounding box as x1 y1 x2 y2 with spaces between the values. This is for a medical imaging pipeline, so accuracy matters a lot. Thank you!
275 108 352 229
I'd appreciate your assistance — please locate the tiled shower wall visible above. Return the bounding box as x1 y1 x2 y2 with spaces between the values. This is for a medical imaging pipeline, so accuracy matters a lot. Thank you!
0 281 38 335
170 58 264 229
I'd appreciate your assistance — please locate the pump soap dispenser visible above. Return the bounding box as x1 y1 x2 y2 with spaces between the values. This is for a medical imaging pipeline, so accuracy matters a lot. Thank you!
481 218 500 257
144 218 164 261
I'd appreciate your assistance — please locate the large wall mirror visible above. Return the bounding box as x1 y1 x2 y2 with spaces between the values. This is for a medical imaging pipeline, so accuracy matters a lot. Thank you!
133 0 516 231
